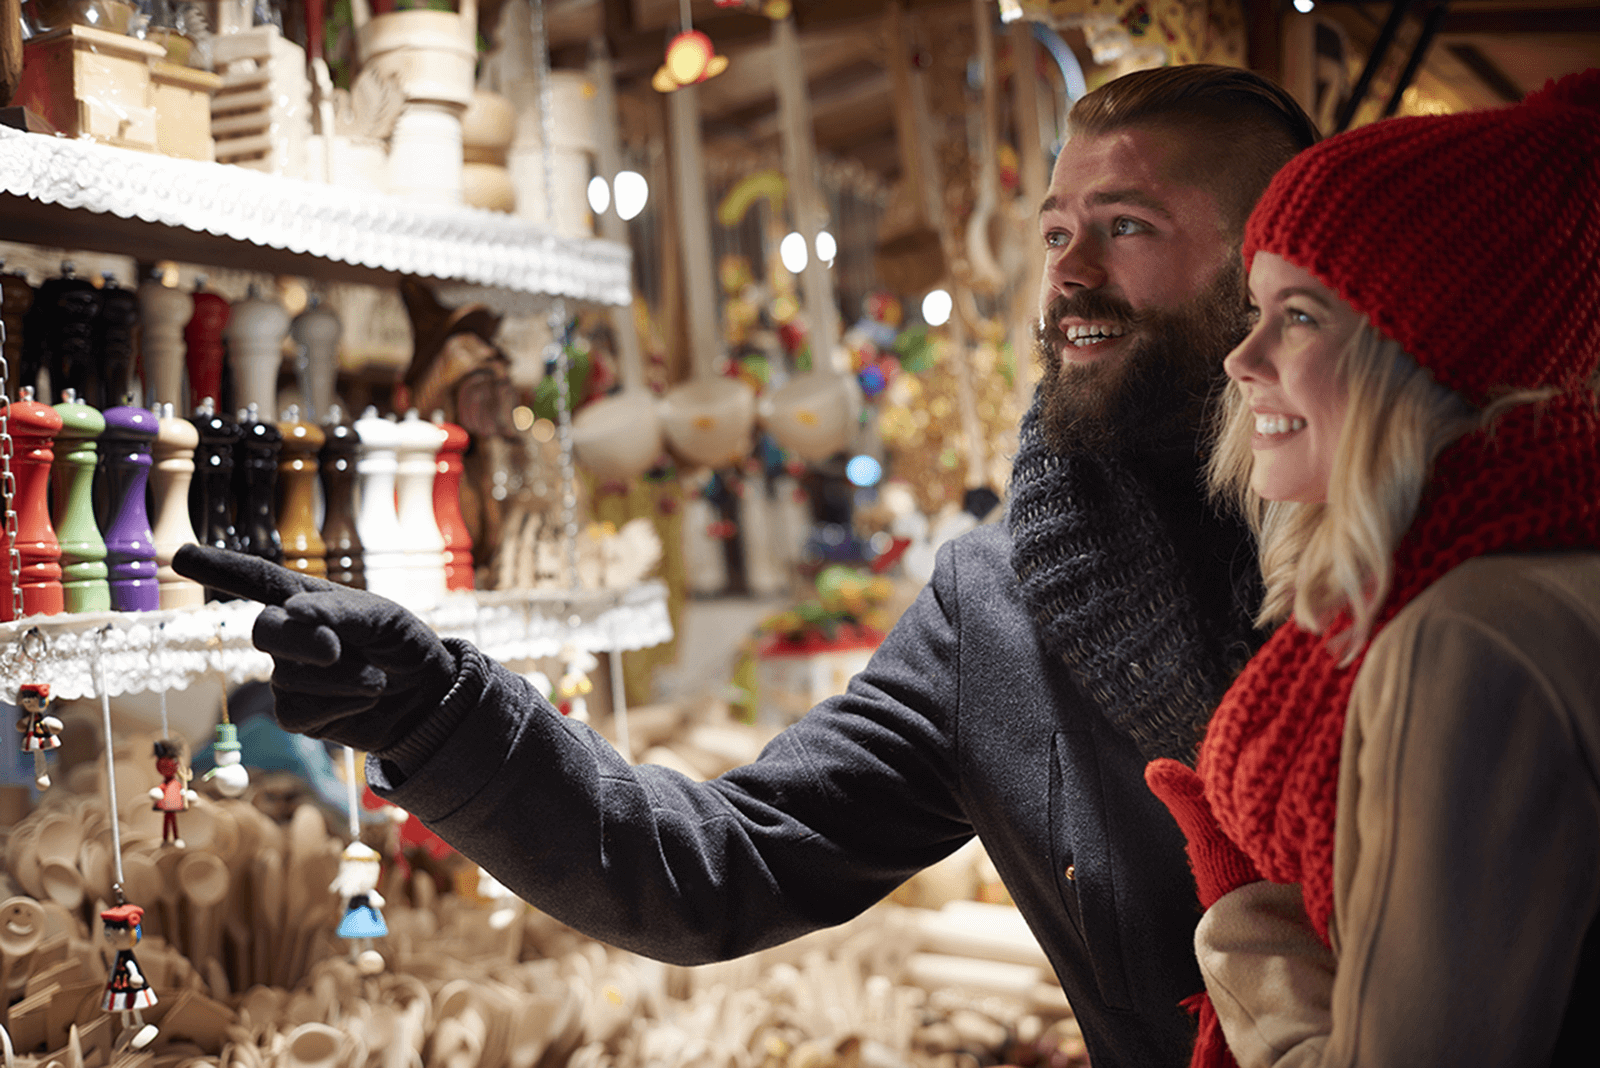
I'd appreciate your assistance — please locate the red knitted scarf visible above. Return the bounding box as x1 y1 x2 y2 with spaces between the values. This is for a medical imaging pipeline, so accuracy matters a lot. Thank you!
1199 392 1600 941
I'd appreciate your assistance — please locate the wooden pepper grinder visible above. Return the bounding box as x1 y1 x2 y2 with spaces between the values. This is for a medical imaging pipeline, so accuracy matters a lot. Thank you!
139 277 193 413
93 274 139 410
319 407 364 588
51 389 109 613
1 263 31 400
2 387 64 620
227 286 290 422
433 413 474 591
352 407 406 604
152 404 203 608
277 405 327 578
291 295 341 423
188 399 243 556
395 410 447 610
233 404 283 564
100 402 160 612
184 280 230 416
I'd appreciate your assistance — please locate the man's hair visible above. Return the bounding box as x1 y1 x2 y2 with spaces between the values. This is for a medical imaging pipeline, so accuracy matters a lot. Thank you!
1068 65 1321 239
1208 321 1549 657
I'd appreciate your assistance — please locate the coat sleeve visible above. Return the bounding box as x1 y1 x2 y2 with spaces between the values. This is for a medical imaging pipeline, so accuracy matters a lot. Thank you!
1198 587 1600 1067
367 541 976 965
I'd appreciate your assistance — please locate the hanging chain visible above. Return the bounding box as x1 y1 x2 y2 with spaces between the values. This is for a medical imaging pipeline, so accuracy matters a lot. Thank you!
0 320 20 622
533 0 580 591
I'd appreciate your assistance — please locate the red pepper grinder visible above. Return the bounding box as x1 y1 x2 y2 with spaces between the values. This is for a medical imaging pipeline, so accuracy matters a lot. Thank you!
184 279 230 417
432 413 474 591
3 386 64 620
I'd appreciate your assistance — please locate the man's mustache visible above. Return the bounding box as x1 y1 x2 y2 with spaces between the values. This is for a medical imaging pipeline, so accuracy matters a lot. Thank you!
1036 292 1140 350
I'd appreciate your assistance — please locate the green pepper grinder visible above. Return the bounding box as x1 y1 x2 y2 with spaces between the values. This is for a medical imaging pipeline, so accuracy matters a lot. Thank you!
51 388 109 613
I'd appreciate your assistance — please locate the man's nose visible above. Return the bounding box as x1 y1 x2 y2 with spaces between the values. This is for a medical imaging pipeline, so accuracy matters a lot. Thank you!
1046 233 1107 293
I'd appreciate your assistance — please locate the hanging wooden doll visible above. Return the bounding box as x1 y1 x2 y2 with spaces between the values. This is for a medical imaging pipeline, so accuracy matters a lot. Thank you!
99 902 159 1049
148 740 197 848
331 841 387 974
201 720 249 797
555 646 597 721
15 683 62 789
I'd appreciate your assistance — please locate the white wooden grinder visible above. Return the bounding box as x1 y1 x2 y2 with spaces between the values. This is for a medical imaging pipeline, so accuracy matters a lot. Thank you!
393 409 448 610
227 286 292 421
352 407 409 606
151 403 204 608
137 279 193 412
291 294 342 423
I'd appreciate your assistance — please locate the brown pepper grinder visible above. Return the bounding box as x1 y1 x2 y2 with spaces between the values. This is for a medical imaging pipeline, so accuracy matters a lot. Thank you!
276 405 327 578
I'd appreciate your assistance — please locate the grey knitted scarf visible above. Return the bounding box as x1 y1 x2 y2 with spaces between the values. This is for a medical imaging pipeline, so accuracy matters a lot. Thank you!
1008 397 1262 764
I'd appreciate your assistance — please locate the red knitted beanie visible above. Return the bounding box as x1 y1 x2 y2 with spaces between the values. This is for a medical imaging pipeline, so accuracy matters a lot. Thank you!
1243 69 1600 406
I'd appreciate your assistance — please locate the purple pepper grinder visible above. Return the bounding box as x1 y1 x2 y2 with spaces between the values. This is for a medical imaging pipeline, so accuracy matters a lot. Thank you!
101 403 160 611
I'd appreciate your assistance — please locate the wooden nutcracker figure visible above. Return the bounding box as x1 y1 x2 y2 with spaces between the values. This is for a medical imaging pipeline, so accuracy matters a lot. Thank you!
148 740 198 847
100 902 159 1049
15 683 62 789
331 841 387 974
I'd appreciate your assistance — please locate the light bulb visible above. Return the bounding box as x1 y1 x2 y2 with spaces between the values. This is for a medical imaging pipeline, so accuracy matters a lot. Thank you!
922 288 953 327
587 175 611 215
1293 0 1314 12
614 171 649 221
815 230 837 264
780 231 809 274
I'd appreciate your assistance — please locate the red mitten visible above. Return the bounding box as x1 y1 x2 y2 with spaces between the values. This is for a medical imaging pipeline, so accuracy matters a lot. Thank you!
1146 758 1261 909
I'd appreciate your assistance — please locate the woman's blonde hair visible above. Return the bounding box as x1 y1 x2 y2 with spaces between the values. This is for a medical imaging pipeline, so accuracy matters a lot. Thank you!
1208 321 1546 659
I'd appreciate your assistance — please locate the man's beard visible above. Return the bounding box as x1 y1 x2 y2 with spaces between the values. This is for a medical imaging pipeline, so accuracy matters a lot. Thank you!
1033 259 1251 454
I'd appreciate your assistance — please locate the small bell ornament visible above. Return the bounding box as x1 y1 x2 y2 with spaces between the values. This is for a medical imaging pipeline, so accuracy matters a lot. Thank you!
15 682 62 789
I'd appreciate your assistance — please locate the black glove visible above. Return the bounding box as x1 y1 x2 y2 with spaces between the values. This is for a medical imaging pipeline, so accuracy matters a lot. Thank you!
173 545 458 753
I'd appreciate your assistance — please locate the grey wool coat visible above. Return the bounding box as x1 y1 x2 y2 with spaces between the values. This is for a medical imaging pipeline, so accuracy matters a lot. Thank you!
370 523 1209 1068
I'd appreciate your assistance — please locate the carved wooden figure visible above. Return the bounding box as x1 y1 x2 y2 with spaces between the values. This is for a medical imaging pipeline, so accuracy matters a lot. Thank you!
51 388 109 612
201 721 248 797
319 409 364 588
184 282 230 415
353 407 406 604
3 387 63 620
152 404 204 607
93 273 139 409
227 287 290 421
234 404 283 564
291 295 341 422
99 903 158 1049
331 841 387 974
138 278 193 412
277 406 327 578
148 739 197 847
189 399 243 562
15 683 61 789
433 414 474 590
395 409 447 609
101 402 160 612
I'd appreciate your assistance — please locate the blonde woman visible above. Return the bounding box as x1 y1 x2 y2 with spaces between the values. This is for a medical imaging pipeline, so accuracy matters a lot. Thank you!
1147 69 1600 1067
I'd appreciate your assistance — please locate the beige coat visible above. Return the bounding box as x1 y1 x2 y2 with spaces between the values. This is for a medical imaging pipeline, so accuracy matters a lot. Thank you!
1198 552 1600 1067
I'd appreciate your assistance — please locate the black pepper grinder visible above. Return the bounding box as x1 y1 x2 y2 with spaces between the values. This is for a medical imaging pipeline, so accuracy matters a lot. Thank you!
0 263 31 401
189 397 244 556
93 273 140 410
234 402 283 564
24 261 97 401
319 405 365 589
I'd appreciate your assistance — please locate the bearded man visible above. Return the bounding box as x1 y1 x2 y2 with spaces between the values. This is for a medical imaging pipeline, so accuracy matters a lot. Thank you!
176 65 1319 1068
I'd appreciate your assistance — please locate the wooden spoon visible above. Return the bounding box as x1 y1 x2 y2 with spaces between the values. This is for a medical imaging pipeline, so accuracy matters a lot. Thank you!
0 895 46 1027
176 851 230 970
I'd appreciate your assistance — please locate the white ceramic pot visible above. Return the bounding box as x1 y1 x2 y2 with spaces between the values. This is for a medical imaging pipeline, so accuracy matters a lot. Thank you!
388 101 464 206
572 389 664 481
659 377 756 470
358 10 474 107
759 369 862 461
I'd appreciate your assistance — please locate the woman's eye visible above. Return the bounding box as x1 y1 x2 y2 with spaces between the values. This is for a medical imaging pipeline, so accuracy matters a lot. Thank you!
1244 305 1261 324
1286 307 1317 326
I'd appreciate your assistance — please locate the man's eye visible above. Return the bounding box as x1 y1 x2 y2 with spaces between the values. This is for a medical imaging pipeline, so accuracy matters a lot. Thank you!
1111 217 1147 236
1043 230 1068 248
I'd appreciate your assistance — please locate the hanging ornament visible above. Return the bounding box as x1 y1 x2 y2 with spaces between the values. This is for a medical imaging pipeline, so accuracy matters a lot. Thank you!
555 646 597 721
201 665 249 796
331 841 388 975
653 0 728 92
15 682 61 791
148 740 197 849
99 903 159 1049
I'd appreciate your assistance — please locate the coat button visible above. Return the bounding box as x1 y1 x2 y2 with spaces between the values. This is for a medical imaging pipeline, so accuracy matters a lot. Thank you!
1064 864 1076 881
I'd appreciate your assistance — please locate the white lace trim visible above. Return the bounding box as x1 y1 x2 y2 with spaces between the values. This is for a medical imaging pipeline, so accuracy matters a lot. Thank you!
0 582 672 701
0 126 633 305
